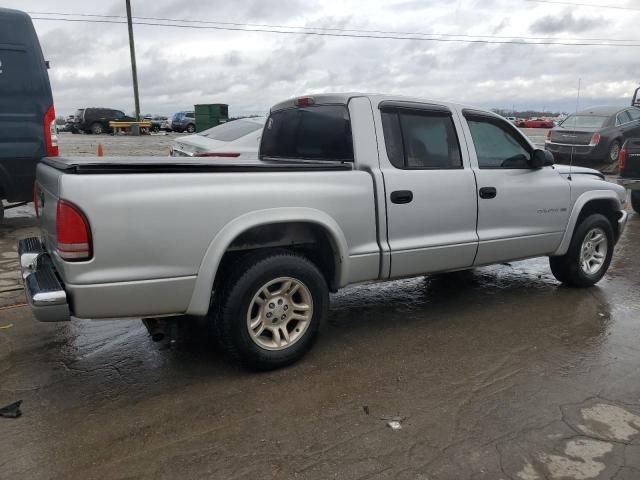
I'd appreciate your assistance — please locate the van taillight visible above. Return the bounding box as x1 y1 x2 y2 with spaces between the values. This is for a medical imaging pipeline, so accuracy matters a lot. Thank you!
619 147 627 171
56 200 92 261
44 105 59 157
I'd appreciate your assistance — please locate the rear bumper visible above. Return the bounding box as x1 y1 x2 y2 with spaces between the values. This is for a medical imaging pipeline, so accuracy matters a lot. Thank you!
618 178 640 191
18 237 70 322
545 142 606 162
618 209 629 238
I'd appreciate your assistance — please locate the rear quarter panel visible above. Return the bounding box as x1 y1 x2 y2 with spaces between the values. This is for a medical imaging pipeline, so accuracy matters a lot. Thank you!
52 169 379 316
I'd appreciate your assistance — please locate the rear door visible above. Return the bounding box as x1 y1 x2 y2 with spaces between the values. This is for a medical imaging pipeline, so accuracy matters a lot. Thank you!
0 9 53 200
621 108 640 138
461 110 570 265
377 101 479 278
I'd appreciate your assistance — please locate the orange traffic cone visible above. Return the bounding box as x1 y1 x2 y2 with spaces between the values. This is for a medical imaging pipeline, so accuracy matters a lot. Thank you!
97 143 103 157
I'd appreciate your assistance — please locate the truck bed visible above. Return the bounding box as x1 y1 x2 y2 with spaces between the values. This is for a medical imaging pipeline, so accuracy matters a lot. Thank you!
42 156 353 174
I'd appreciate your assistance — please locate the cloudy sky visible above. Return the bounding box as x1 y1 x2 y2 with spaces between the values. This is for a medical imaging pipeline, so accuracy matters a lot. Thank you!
5 0 640 116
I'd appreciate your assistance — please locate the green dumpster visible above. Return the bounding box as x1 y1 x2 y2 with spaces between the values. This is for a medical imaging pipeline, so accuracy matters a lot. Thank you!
194 104 229 132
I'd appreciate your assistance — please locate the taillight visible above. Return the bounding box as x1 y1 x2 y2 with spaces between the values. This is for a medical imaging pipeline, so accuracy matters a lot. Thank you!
44 104 59 157
295 96 315 107
546 130 551 141
194 152 241 157
619 147 627 171
56 200 92 261
589 132 601 147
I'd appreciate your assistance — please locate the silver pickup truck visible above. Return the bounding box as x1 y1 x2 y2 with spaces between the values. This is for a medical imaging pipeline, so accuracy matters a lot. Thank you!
19 93 629 369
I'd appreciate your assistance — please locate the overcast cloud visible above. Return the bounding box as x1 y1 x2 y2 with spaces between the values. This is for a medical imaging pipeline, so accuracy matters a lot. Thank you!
4 0 639 116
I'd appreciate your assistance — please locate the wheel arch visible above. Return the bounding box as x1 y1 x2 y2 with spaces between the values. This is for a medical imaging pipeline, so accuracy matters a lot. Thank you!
186 208 349 316
552 190 623 256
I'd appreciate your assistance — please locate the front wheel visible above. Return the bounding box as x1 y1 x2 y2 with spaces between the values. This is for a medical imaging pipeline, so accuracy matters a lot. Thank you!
549 213 614 287
213 250 328 369
631 191 640 214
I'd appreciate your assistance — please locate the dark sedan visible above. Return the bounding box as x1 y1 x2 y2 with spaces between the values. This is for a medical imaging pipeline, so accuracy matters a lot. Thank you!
545 106 640 165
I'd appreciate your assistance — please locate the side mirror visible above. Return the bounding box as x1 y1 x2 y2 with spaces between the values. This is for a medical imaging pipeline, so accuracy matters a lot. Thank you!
530 149 554 168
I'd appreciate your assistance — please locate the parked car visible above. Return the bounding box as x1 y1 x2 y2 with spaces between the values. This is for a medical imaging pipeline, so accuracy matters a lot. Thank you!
20 93 628 369
0 8 57 221
545 106 640 165
617 138 640 213
506 116 517 124
171 117 265 158
518 118 554 128
171 111 196 133
71 107 135 134
144 115 170 133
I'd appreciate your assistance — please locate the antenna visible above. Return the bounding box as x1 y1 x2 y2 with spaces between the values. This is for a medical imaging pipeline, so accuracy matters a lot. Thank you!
568 78 581 181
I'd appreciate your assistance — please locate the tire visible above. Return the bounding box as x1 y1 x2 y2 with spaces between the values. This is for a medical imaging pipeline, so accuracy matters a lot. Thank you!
213 250 328 370
91 122 104 135
71 129 80 134
0 202 4 223
608 140 621 163
549 213 614 287
632 191 640 214
186 123 195 134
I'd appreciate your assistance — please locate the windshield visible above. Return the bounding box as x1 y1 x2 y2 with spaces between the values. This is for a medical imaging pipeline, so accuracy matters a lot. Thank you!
199 119 264 141
260 105 353 161
172 112 184 121
561 115 607 128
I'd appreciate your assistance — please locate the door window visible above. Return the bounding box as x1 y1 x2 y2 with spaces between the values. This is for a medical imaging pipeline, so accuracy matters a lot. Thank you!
466 117 531 169
627 108 640 121
380 109 462 169
616 111 632 126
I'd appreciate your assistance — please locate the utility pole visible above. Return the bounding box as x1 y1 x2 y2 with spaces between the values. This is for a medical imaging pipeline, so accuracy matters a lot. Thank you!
125 0 140 120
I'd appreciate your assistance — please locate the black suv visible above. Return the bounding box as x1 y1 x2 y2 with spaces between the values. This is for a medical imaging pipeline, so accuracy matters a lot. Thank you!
0 8 57 220
71 108 135 134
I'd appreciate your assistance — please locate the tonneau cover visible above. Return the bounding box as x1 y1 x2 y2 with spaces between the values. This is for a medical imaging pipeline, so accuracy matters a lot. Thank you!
42 156 353 174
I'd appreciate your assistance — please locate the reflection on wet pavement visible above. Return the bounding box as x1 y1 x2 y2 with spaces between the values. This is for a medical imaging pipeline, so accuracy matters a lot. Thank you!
0 209 639 479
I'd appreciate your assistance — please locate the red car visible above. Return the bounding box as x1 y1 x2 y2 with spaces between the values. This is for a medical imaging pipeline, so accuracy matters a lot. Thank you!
517 118 554 128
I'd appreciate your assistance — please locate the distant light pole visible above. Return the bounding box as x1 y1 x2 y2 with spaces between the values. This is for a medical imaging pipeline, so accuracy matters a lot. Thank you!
125 0 140 121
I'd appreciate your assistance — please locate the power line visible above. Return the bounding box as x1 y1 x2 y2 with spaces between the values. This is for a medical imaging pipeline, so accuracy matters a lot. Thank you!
524 0 640 11
30 16 640 47
27 10 640 43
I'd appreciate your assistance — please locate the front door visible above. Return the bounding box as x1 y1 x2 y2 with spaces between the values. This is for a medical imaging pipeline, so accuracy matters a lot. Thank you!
461 111 570 265
378 101 479 278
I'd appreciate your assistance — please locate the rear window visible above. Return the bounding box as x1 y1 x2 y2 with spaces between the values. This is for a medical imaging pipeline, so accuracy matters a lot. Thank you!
260 105 353 161
200 119 263 141
561 115 607 128
0 47 44 95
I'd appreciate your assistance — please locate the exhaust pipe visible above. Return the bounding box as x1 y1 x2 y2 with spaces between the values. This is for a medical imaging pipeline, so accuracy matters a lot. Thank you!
142 318 166 342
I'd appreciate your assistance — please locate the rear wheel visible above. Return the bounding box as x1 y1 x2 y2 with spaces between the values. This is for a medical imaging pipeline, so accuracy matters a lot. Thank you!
91 122 104 135
608 140 621 163
549 213 614 287
186 123 195 134
213 250 328 369
632 191 640 214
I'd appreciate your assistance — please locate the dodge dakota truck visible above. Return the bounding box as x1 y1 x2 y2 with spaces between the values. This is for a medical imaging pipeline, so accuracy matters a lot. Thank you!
19 93 629 369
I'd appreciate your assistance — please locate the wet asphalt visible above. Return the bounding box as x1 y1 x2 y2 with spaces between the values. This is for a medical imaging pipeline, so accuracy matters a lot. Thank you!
1 132 639 479
0 207 639 479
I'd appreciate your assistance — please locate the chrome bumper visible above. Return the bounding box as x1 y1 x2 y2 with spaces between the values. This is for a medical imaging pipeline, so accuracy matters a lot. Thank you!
17 237 70 322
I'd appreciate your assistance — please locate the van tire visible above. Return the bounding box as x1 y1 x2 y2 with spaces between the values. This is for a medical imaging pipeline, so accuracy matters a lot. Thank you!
632 191 640 214
549 213 614 287
91 122 104 135
213 250 328 370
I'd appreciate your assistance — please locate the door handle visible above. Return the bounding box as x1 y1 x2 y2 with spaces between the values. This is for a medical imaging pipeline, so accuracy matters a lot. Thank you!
479 187 497 199
390 190 413 204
